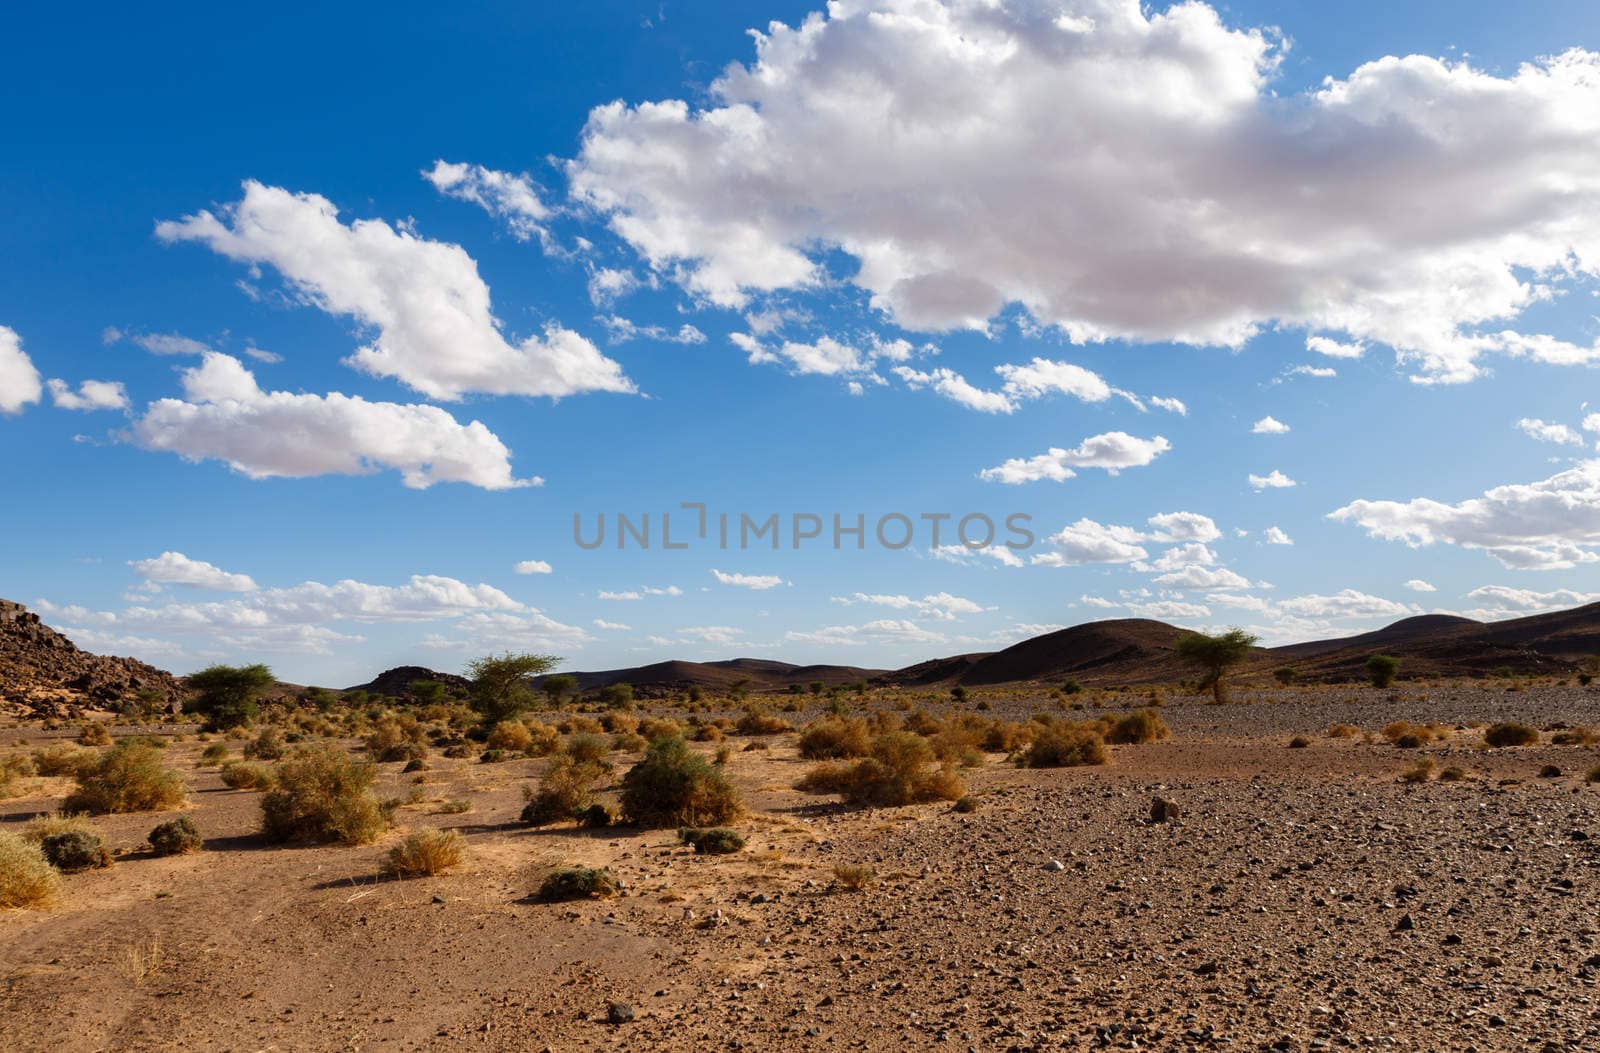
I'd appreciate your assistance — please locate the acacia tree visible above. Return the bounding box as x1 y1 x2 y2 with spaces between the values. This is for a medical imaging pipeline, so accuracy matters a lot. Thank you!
467 653 561 726
1366 655 1401 688
186 664 275 730
1175 629 1259 704
539 674 579 707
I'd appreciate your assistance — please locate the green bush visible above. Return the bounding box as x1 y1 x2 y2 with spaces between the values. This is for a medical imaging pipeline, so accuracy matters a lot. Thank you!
219 761 276 790
148 816 203 856
243 726 287 761
538 866 618 901
260 744 389 845
41 829 112 871
620 737 742 828
186 663 275 730
64 744 187 814
1366 655 1401 688
520 753 608 827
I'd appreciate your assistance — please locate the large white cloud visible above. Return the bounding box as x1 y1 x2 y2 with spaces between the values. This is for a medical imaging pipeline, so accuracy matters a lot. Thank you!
1331 459 1600 570
980 431 1169 483
130 551 258 592
0 326 42 415
132 352 533 490
831 591 986 620
567 0 1600 383
1032 518 1149 566
48 378 129 411
157 181 633 401
1277 589 1417 619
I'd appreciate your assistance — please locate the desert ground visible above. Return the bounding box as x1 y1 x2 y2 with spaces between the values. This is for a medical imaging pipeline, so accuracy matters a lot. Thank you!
4 682 1600 1052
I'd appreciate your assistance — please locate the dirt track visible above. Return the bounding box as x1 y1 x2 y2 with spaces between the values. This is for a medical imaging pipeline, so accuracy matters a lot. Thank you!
4 685 1600 1051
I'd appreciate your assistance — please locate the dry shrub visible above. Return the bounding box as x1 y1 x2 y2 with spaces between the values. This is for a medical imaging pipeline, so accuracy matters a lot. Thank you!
1288 735 1311 749
64 744 186 814
243 726 287 761
638 717 682 742
76 724 112 747
1550 726 1600 746
1020 722 1109 768
565 732 612 765
199 742 230 766
612 732 648 753
620 737 743 828
32 744 96 778
1586 765 1600 784
902 710 943 737
219 761 276 790
1382 721 1449 745
486 720 535 752
1483 722 1539 748
1326 723 1360 739
0 831 61 909
1400 759 1436 784
520 721 562 757
678 827 745 854
23 812 92 844
600 712 639 735
690 723 724 742
521 753 608 826
260 744 389 845
148 816 203 856
538 866 617 901
796 731 964 806
383 828 465 877
1438 766 1467 782
831 863 878 891
365 716 428 763
798 717 872 760
0 754 34 799
928 723 986 768
735 708 791 736
981 720 1031 753
1105 709 1170 745
559 716 604 736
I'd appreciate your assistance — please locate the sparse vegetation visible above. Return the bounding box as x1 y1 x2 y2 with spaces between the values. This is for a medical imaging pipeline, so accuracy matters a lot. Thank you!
1400 758 1436 784
620 736 742 827
798 716 872 759
383 828 466 877
64 744 186 814
199 742 230 766
1105 708 1169 745
1273 667 1298 686
1019 721 1108 768
467 652 561 726
0 831 61 909
832 863 878 891
243 726 287 761
538 866 618 901
76 723 112 747
678 827 745 854
219 761 276 790
1288 735 1310 748
260 744 389 845
797 731 964 806
520 751 608 827
1438 766 1467 782
41 830 112 871
1326 723 1360 739
148 816 203 855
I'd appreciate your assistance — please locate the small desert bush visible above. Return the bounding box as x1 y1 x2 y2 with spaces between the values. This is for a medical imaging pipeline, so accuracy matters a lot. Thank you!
620 736 743 828
798 717 873 760
797 731 965 806
0 831 60 909
953 795 980 813
574 802 615 828
260 744 388 845
64 744 186 814
383 828 465 877
199 742 230 766
485 720 535 753
32 744 96 778
520 721 562 756
735 708 790 736
365 716 429 764
981 720 1032 753
1382 721 1449 745
219 761 276 790
22 812 91 845
1586 765 1600 784
1438 766 1467 782
565 732 611 766
690 723 724 743
1020 722 1109 768
41 830 112 871
148 816 203 855
76 724 112 747
1326 723 1360 739
832 862 878 891
538 865 618 901
520 753 608 827
437 798 472 814
243 726 287 761
1400 759 1436 784
1288 735 1311 749
559 716 604 736
638 717 682 742
1483 722 1539 748
1105 709 1170 745
678 826 745 854
928 724 986 767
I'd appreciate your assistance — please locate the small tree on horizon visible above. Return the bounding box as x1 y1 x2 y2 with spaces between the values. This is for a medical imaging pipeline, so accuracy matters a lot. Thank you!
540 674 579 707
1366 654 1401 688
1175 629 1259 704
467 652 561 726
186 664 275 730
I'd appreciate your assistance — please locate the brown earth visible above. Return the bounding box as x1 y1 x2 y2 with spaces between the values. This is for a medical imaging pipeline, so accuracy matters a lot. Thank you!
4 682 1600 1051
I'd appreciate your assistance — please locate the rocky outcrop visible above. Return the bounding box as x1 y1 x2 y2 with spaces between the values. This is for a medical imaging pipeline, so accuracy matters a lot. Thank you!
0 599 184 718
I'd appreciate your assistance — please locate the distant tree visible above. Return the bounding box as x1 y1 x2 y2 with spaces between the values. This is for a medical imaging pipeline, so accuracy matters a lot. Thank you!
410 680 448 706
1175 629 1259 704
1273 666 1298 686
598 683 634 710
467 653 561 726
540 674 579 706
852 680 868 697
950 685 968 703
1366 655 1401 688
730 678 752 702
301 686 338 711
1060 678 1083 696
808 681 824 696
186 664 275 730
686 684 704 704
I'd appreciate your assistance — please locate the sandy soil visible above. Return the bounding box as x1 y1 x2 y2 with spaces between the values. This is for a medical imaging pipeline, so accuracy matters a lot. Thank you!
4 684 1600 1052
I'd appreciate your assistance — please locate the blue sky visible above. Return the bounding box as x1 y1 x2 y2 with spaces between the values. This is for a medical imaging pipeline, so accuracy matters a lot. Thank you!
3 0 1600 686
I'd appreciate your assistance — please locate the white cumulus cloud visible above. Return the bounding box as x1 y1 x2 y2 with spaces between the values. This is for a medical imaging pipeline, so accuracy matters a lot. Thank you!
424 160 551 243
1249 470 1296 490
129 551 257 592
1252 416 1289 435
0 326 43 415
711 569 784 590
514 560 553 575
980 432 1170 484
48 378 129 411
